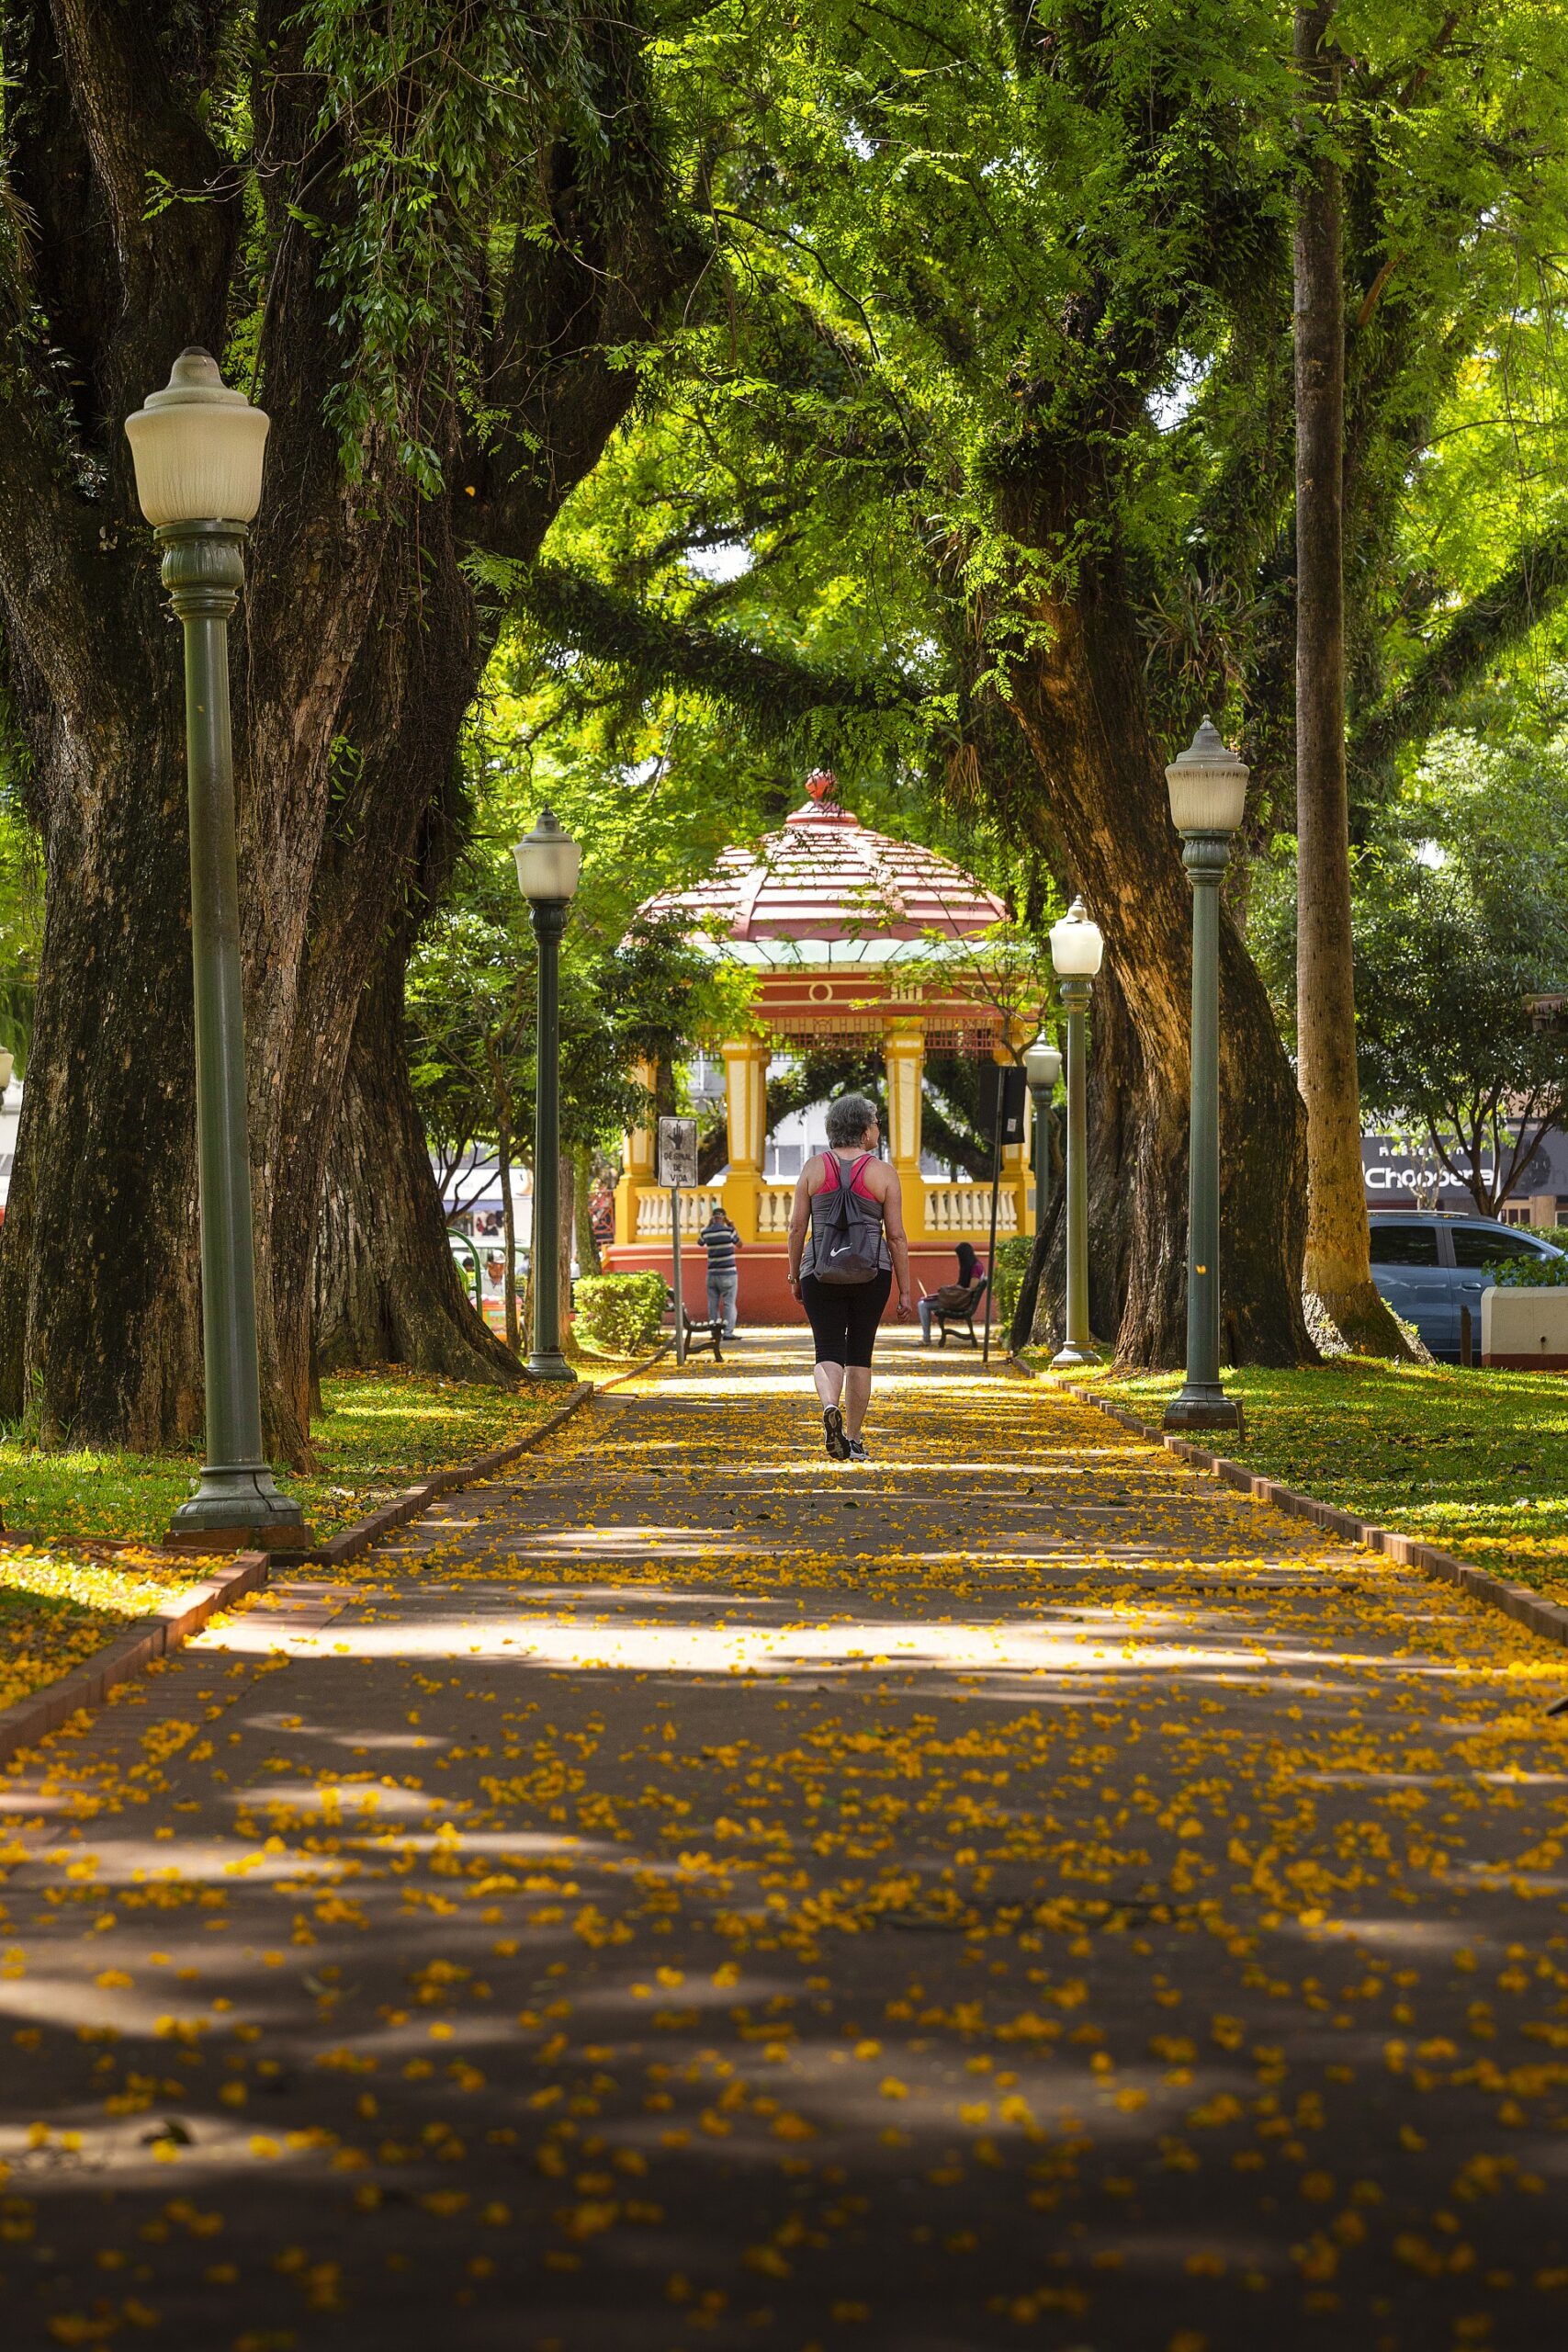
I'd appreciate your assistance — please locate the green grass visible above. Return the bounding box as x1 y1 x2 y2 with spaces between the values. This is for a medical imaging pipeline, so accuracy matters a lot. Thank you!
0 1369 568 1548
0 1372 570 1716
1050 1357 1568 1602
0 1547 210 1713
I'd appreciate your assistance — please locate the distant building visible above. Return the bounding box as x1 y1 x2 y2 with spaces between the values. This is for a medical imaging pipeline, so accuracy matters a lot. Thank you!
1362 1128 1565 1225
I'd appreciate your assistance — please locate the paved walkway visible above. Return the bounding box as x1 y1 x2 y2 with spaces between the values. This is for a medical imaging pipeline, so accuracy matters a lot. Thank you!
3 1334 1568 2351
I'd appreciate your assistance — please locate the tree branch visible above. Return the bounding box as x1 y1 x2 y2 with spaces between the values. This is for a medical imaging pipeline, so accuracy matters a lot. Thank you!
514 561 926 735
1352 515 1568 775
474 13 705 565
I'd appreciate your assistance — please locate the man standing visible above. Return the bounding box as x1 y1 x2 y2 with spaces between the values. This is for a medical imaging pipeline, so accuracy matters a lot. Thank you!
698 1204 742 1338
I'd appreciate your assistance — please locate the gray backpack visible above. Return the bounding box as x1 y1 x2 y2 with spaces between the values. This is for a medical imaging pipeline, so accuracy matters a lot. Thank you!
812 1152 885 1285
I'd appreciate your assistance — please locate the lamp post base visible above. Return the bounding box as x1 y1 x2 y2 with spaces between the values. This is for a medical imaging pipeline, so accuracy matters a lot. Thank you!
164 1521 316 1555
526 1350 576 1384
1050 1340 1101 1371
1162 1385 1242 1435
167 1463 308 1548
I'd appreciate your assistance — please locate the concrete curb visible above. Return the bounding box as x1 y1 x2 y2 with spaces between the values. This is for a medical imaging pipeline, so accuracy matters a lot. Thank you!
587 1338 673 1392
0 1549 271 1770
1023 1359 1568 1654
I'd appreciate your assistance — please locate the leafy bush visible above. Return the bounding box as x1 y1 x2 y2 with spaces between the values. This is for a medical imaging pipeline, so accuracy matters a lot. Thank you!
572 1272 669 1355
1486 1252 1568 1288
991 1234 1035 1334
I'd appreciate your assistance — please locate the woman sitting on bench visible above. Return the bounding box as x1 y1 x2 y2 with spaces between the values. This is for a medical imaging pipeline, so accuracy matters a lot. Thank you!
918 1242 986 1343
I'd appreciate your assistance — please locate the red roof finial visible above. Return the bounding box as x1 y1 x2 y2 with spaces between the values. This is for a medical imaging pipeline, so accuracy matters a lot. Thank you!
804 767 838 803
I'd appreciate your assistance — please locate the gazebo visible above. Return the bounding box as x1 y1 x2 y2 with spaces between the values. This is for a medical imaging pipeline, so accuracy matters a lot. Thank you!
604 772 1033 1320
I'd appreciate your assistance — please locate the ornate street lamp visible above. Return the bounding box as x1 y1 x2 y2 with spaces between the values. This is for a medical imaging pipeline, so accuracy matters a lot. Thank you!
1022 1030 1063 1232
1047 899 1102 1369
513 808 581 1381
125 349 304 1544
1164 717 1247 1433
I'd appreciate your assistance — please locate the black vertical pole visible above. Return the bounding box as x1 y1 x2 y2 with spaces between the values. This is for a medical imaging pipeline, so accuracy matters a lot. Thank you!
982 1083 1004 1365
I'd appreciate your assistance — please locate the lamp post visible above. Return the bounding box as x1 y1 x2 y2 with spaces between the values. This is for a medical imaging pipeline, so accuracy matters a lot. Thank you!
1048 899 1102 1369
1022 1031 1063 1229
1163 717 1247 1434
513 808 581 1381
124 348 304 1543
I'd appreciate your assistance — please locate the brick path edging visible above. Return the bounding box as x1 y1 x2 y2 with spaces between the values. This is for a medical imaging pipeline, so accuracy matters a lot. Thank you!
0 1377 604 1770
1014 1359 1568 1656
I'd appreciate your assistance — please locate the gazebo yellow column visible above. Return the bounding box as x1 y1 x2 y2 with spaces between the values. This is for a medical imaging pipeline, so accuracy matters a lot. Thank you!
719 1035 772 1241
883 1012 927 1243
994 1025 1031 1237
615 1058 657 1246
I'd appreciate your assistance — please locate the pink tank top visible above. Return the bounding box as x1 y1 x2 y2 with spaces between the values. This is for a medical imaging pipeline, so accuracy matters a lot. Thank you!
820 1150 877 1201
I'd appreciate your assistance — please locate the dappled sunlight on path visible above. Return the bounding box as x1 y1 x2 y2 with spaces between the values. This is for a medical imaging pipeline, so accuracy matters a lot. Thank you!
3 1331 1568 2348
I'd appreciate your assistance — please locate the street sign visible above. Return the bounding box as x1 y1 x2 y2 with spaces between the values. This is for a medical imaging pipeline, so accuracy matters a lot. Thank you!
977 1063 1028 1145
657 1114 699 1192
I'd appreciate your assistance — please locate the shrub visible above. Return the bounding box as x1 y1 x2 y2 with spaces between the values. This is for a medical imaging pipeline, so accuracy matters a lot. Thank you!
572 1272 668 1355
1487 1252 1568 1288
991 1234 1035 1334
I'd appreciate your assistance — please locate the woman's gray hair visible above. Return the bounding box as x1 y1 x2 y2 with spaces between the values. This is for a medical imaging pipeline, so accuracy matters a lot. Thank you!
825 1091 878 1148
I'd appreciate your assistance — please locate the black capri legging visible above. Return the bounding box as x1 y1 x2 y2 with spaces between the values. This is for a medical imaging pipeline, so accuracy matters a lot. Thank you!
799 1269 893 1368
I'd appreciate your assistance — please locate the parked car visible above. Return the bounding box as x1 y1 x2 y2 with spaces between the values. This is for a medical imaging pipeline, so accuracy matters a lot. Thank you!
1367 1212 1564 1361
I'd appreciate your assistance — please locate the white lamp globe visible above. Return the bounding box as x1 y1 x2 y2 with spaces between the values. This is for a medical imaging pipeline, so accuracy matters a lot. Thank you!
1166 716 1249 836
513 807 582 904
1049 897 1104 978
1022 1034 1063 1092
124 348 270 526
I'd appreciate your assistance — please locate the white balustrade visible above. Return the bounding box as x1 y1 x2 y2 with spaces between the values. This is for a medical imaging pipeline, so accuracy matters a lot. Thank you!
635 1187 724 1238
628 1178 1021 1241
757 1187 795 1236
923 1182 1017 1233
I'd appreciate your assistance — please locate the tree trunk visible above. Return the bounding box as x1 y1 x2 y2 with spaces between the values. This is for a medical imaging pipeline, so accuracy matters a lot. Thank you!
0 616 206 1446
558 1148 577 1358
998 466 1314 1368
1009 1107 1064 1353
314 943 517 1384
1293 2 1410 1357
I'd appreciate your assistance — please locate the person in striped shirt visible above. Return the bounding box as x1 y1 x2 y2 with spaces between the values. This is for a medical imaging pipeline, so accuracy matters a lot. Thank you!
698 1207 741 1336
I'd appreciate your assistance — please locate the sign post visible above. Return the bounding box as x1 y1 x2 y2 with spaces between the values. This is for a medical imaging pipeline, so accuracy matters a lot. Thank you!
658 1115 699 1365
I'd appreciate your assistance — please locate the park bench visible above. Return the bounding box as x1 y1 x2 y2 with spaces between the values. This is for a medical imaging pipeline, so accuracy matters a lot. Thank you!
682 1307 724 1361
668 1287 724 1361
931 1274 988 1349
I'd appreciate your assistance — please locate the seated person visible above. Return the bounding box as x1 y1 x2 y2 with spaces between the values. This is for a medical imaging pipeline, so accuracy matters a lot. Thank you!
918 1241 985 1341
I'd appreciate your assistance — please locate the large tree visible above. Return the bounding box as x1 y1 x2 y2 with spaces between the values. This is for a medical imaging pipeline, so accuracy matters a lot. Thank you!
554 0 1568 1362
1292 2 1408 1352
0 2 697 1456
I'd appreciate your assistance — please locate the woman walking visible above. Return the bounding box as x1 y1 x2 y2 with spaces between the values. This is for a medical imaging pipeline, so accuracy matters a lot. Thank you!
786 1092 911 1461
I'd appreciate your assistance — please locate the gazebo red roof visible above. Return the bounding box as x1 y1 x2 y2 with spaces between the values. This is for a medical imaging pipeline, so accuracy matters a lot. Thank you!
645 772 1007 944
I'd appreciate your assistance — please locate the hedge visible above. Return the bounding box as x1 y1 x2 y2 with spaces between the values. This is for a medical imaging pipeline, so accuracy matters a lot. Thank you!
573 1272 669 1355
